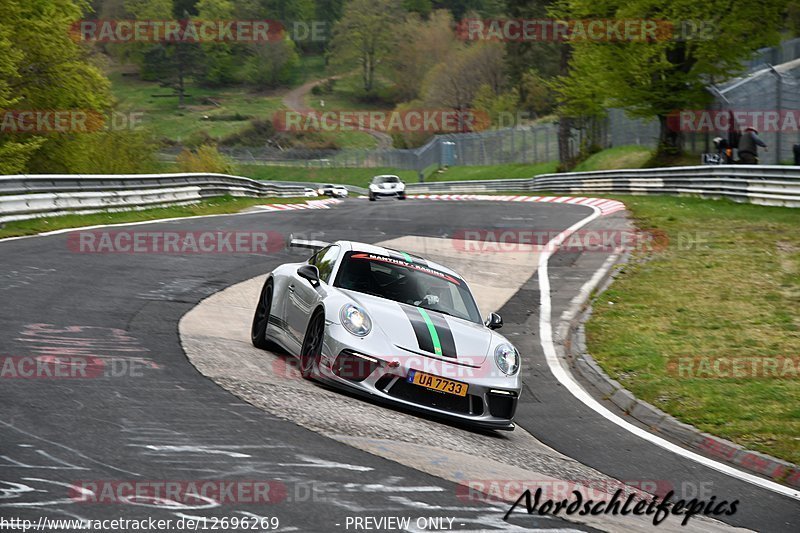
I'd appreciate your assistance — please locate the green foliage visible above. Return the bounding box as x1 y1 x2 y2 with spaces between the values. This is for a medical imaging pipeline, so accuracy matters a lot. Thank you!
311 78 337 95
421 41 506 111
0 0 158 174
176 143 235 173
0 0 43 173
403 0 432 16
519 70 554 118
472 84 520 128
219 119 276 146
330 0 403 93
27 131 160 174
242 36 300 88
386 10 460 102
551 0 787 152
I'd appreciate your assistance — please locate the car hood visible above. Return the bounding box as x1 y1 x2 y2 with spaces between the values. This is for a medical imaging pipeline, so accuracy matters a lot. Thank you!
341 289 490 366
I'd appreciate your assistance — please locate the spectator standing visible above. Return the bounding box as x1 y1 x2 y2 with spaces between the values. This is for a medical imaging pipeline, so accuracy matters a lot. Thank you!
738 127 767 164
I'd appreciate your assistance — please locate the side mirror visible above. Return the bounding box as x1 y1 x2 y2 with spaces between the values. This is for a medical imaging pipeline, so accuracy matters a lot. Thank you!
297 265 321 287
485 312 503 330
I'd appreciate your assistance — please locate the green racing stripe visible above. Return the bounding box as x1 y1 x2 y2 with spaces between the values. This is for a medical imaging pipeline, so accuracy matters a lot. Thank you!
417 308 443 356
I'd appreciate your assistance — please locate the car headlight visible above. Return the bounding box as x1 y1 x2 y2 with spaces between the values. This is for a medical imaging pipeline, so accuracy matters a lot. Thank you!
397 183 405 190
369 184 379 191
340 304 371 337
495 344 519 375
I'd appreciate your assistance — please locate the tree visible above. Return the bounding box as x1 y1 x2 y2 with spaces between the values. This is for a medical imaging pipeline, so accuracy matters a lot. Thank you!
503 0 560 106
551 0 786 155
125 0 205 106
195 0 238 86
387 10 459 101
422 42 506 113
519 70 554 118
329 0 402 94
2 0 122 173
243 36 300 88
403 0 432 16
0 0 43 174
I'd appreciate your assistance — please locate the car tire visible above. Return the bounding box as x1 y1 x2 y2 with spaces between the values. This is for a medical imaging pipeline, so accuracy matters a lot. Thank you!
300 310 325 379
251 280 278 350
398 194 406 200
369 193 376 201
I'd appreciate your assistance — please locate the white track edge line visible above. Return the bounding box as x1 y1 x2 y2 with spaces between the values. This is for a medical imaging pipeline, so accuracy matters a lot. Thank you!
538 206 800 500
0 200 339 245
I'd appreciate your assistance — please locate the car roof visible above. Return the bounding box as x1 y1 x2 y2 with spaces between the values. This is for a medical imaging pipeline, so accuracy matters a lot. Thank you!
372 174 400 180
335 241 461 278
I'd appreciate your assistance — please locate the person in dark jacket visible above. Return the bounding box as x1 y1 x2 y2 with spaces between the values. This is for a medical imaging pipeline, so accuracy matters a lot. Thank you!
738 127 767 164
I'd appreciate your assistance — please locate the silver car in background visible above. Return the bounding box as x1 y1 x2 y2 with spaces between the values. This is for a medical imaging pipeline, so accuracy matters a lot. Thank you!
368 175 406 201
251 240 522 430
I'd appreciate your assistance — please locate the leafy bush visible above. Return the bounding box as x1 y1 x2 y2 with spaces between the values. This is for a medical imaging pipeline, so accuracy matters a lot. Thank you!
220 119 276 146
25 131 159 174
176 144 235 174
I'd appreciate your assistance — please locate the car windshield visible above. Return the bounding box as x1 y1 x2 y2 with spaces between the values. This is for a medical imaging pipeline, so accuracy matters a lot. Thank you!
333 251 482 324
374 176 400 184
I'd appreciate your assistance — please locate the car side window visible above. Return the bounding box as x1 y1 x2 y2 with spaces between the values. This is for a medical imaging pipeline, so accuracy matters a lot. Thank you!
314 245 340 283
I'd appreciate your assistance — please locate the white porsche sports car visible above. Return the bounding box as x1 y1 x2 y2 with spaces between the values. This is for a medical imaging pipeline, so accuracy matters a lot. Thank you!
251 239 522 430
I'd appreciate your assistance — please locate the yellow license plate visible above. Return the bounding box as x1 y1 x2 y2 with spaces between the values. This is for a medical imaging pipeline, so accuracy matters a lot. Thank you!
408 370 468 397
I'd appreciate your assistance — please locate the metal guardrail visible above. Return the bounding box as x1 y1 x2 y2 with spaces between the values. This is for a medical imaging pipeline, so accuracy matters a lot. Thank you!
406 165 800 208
0 173 317 223
3 166 798 223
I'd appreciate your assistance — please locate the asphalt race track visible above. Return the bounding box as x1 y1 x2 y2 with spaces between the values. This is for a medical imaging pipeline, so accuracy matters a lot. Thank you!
1 199 799 532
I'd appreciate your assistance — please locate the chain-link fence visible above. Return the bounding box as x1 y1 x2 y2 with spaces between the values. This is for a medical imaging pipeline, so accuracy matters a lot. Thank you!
160 38 800 170
161 124 559 175
604 38 800 164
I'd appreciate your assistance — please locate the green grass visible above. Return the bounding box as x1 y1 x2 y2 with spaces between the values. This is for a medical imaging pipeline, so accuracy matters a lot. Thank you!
319 130 380 149
110 70 285 143
574 145 654 172
110 59 379 149
307 74 395 113
586 195 800 464
293 54 327 86
0 196 308 239
425 162 558 182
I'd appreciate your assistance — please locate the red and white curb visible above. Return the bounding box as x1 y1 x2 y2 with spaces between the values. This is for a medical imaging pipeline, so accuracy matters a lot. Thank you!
255 198 343 212
404 194 626 216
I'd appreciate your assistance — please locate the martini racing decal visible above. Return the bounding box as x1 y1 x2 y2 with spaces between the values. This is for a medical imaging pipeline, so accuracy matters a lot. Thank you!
350 252 460 285
401 304 458 359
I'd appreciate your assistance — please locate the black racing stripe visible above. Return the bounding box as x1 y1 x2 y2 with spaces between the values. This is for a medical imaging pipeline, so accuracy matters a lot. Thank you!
401 305 435 354
427 311 457 359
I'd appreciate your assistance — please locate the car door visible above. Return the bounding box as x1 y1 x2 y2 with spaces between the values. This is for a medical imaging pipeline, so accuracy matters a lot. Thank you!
285 245 340 347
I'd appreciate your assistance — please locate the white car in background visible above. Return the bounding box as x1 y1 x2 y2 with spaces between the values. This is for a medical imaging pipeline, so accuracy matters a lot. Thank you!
318 184 349 198
303 187 319 197
368 175 406 201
